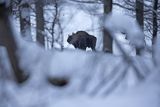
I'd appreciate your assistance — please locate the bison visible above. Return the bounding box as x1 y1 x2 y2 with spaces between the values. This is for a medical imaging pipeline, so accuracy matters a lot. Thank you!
67 31 97 51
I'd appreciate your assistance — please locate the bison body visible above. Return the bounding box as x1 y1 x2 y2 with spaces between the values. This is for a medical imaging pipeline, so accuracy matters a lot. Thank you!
67 31 97 51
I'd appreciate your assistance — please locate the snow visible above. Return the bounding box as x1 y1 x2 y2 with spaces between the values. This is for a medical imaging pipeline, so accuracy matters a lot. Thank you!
54 85 160 107
113 33 136 56
105 12 145 49
1 35 157 107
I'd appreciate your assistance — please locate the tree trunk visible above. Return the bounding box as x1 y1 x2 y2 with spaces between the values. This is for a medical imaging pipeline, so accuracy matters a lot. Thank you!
135 0 144 55
152 0 158 45
103 0 113 53
0 3 28 83
136 0 144 30
35 0 45 47
19 2 32 41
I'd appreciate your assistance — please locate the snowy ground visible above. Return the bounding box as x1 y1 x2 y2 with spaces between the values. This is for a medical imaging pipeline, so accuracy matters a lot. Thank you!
1 45 160 107
1 35 159 107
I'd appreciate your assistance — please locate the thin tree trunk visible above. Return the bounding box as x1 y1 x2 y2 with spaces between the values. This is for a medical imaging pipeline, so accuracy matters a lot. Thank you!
152 0 158 45
103 0 113 53
35 0 45 47
51 1 58 48
136 0 144 30
19 2 32 41
136 0 144 55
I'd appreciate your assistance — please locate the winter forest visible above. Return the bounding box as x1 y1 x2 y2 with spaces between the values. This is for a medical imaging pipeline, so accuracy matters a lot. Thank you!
0 0 160 107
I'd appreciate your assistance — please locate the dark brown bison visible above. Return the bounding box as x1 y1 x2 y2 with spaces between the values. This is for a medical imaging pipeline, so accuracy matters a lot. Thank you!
67 31 97 51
